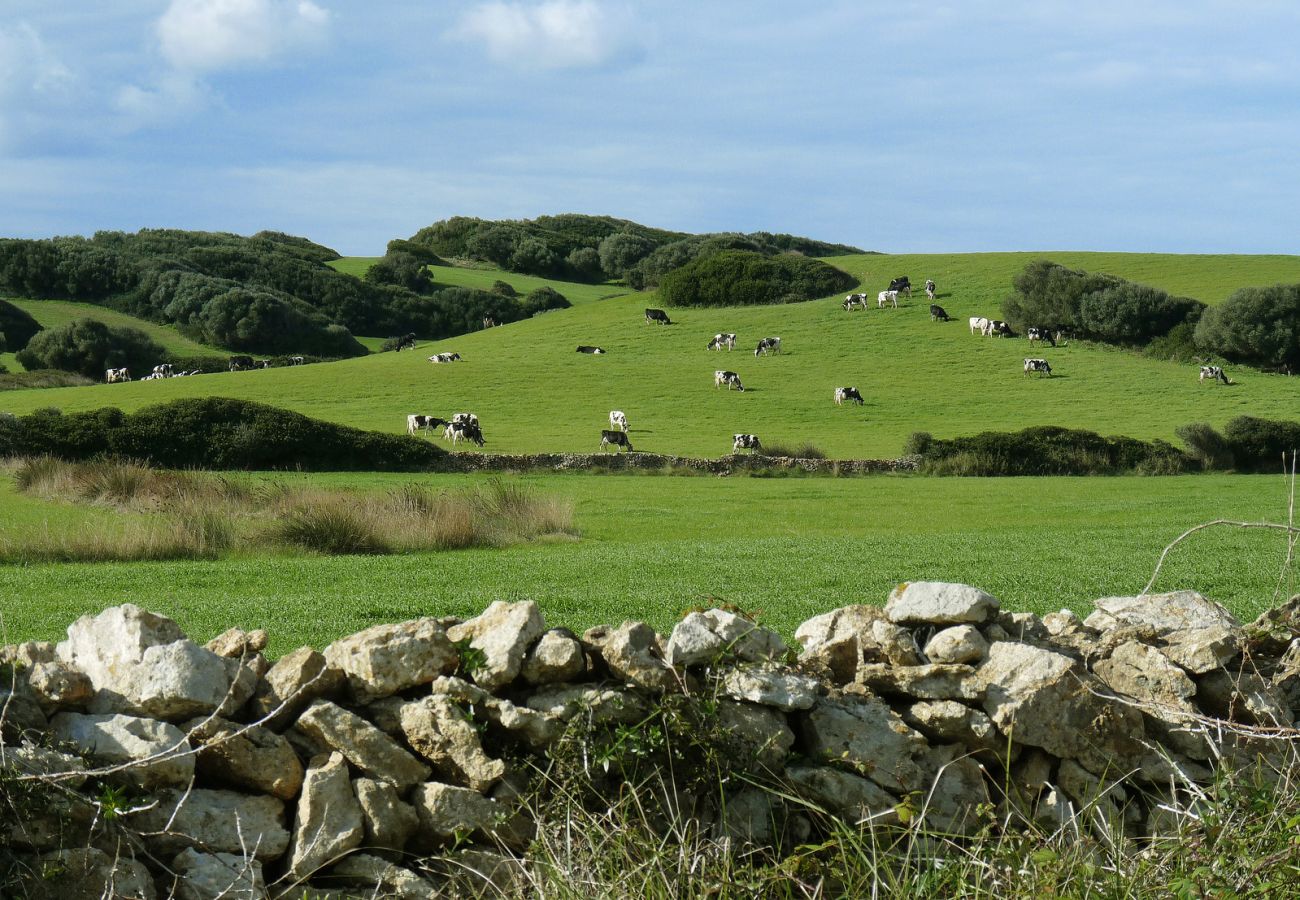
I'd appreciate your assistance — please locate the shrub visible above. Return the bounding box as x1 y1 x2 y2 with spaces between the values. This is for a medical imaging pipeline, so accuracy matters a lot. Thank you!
490 280 518 298
1194 284 1300 371
0 300 41 350
272 503 388 554
1221 416 1300 473
1144 321 1202 363
758 442 827 459
15 319 166 378
522 286 570 317
657 251 856 307
908 425 1194 476
363 251 434 293
597 232 655 278
1175 423 1236 471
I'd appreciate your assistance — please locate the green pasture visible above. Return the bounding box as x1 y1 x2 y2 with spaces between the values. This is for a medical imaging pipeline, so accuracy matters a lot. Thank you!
0 471 1292 655
328 258 631 306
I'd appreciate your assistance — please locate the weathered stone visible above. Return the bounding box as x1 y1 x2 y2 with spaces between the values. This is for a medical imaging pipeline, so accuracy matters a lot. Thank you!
1245 594 1300 657
171 848 266 900
720 665 820 711
428 675 560 748
1197 669 1293 726
1084 590 1240 635
717 700 796 770
1042 609 1085 636
975 641 1145 776
903 700 1002 752
326 853 437 899
0 682 47 743
29 848 155 900
294 699 430 789
204 627 268 659
521 629 586 685
886 582 999 626
795 605 884 682
184 715 304 800
26 659 93 713
1057 758 1137 831
993 611 1051 644
354 777 419 852
802 693 929 793
287 752 364 879
924 625 989 665
524 684 650 725
786 765 900 825
714 788 780 844
399 696 505 792
49 712 193 790
3 744 88 788
590 621 678 691
446 600 546 691
868 620 925 666
1160 625 1241 675
132 789 288 861
1094 641 1207 759
666 608 787 667
411 781 504 843
1 640 55 667
246 646 344 728
918 744 989 835
324 618 458 702
856 663 982 701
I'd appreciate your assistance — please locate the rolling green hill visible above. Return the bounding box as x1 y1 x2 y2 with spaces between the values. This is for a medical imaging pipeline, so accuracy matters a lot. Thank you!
2 252 1298 458
328 258 633 306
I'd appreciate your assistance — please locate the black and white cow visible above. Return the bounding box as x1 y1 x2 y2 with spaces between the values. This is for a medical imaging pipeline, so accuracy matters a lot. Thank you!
988 320 1014 337
152 364 174 377
714 370 744 391
609 410 628 432
600 429 633 452
289 356 305 366
925 279 936 300
407 414 449 435
732 433 762 453
452 412 479 427
1024 358 1052 377
105 367 130 383
229 355 254 371
140 372 166 380
645 308 672 325
428 352 462 364
929 304 951 321
393 333 417 352
1199 365 1229 384
708 332 737 350
889 276 911 296
444 420 486 446
834 386 864 406
255 359 271 369
1027 326 1056 347
970 316 991 335
877 290 899 308
482 317 496 329
576 345 606 354
842 293 868 311
754 336 782 356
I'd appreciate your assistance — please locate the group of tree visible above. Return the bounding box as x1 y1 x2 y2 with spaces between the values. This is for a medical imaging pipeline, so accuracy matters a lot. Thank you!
15 320 166 379
656 250 856 307
407 214 864 285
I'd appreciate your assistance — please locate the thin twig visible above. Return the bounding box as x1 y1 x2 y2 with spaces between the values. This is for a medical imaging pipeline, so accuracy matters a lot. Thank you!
1140 519 1300 598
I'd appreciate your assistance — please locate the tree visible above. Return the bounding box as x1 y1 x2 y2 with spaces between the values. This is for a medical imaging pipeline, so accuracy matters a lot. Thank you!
508 238 560 277
15 319 166 378
1195 284 1300 370
565 246 604 282
598 232 655 278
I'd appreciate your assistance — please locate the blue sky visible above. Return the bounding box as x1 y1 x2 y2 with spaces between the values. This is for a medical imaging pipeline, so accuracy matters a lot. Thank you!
1 1 1297 255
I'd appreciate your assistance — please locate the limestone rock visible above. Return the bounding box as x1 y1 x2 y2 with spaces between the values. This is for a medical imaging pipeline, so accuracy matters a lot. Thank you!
720 665 820 711
411 781 505 844
521 629 586 685
795 605 884 682
30 847 155 900
1084 590 1240 635
918 744 989 834
856 663 982 701
3 744 88 788
354 777 419 852
991 611 1051 644
171 848 266 900
666 608 787 667
1042 609 1085 636
0 682 47 743
427 675 560 748
1197 669 1293 726
714 788 780 844
786 765 900 825
590 621 677 691
399 695 505 792
132 789 289 861
324 618 457 702
802 693 929 793
1 640 55 667
49 712 193 790
867 620 925 666
446 600 546 691
524 684 650 725
924 625 989 665
1094 641 1207 759
886 582 999 626
26 659 93 713
1245 594 1300 657
204 627 268 659
717 700 796 771
287 752 364 879
975 641 1145 776
327 852 437 899
184 715 304 800
1160 625 1241 675
246 646 344 729
294 699 430 789
903 700 1002 752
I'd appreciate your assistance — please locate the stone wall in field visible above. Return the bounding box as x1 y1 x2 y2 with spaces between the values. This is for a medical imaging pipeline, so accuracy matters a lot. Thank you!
2 585 1298 898
437 450 917 476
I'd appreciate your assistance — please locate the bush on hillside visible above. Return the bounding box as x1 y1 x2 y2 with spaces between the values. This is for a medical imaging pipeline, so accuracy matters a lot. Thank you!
522 286 569 316
0 299 42 350
598 232 656 278
0 399 448 471
1143 321 1202 362
15 319 167 378
1194 284 1300 371
490 280 518 298
905 425 1194 476
657 250 856 307
1175 422 1236 471
1220 416 1300 473
364 251 435 294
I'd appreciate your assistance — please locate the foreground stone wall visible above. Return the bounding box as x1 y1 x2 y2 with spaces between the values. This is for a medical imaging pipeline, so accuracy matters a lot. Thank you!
2 584 1298 899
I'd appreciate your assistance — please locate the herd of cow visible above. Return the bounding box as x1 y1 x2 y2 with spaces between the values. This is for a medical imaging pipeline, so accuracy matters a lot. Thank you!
104 355 305 382
406 412 485 446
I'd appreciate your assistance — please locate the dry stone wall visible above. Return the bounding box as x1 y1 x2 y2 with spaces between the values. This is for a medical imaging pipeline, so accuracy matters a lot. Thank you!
2 583 1299 898
437 451 916 476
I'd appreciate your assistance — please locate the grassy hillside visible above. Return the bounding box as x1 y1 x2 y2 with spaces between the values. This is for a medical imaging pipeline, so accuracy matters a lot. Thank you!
328 258 632 306
1 252 1298 457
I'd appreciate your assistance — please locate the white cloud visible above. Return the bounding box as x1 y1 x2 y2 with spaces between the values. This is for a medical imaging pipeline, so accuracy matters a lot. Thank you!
0 23 73 100
454 1 640 70
156 0 330 72
114 73 209 127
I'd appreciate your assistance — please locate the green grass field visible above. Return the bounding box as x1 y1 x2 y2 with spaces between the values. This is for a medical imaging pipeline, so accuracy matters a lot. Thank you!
0 470 1293 654
2 252 1299 458
329 258 632 306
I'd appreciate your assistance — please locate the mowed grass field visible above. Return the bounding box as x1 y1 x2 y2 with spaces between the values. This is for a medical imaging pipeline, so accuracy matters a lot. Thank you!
0 471 1293 655
1 252 1299 458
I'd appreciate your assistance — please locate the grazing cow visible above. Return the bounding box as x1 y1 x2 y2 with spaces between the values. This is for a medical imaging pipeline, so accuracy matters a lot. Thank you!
1027 326 1057 348
576 345 606 354
714 370 744 391
407 414 448 435
482 317 496 329
289 356 305 366
925 279 936 300
394 333 417 351
645 308 672 325
842 293 868 311
929 305 951 322
889 277 912 297
834 386 864 406
444 420 486 446
708 332 737 351
228 355 253 371
105 367 130 383
609 410 628 432
754 336 782 356
969 316 991 335
451 412 479 427
427 352 462 364
152 364 174 377
1200 365 1229 384
1024 358 1052 377
600 429 633 453
732 433 762 454
877 290 899 308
